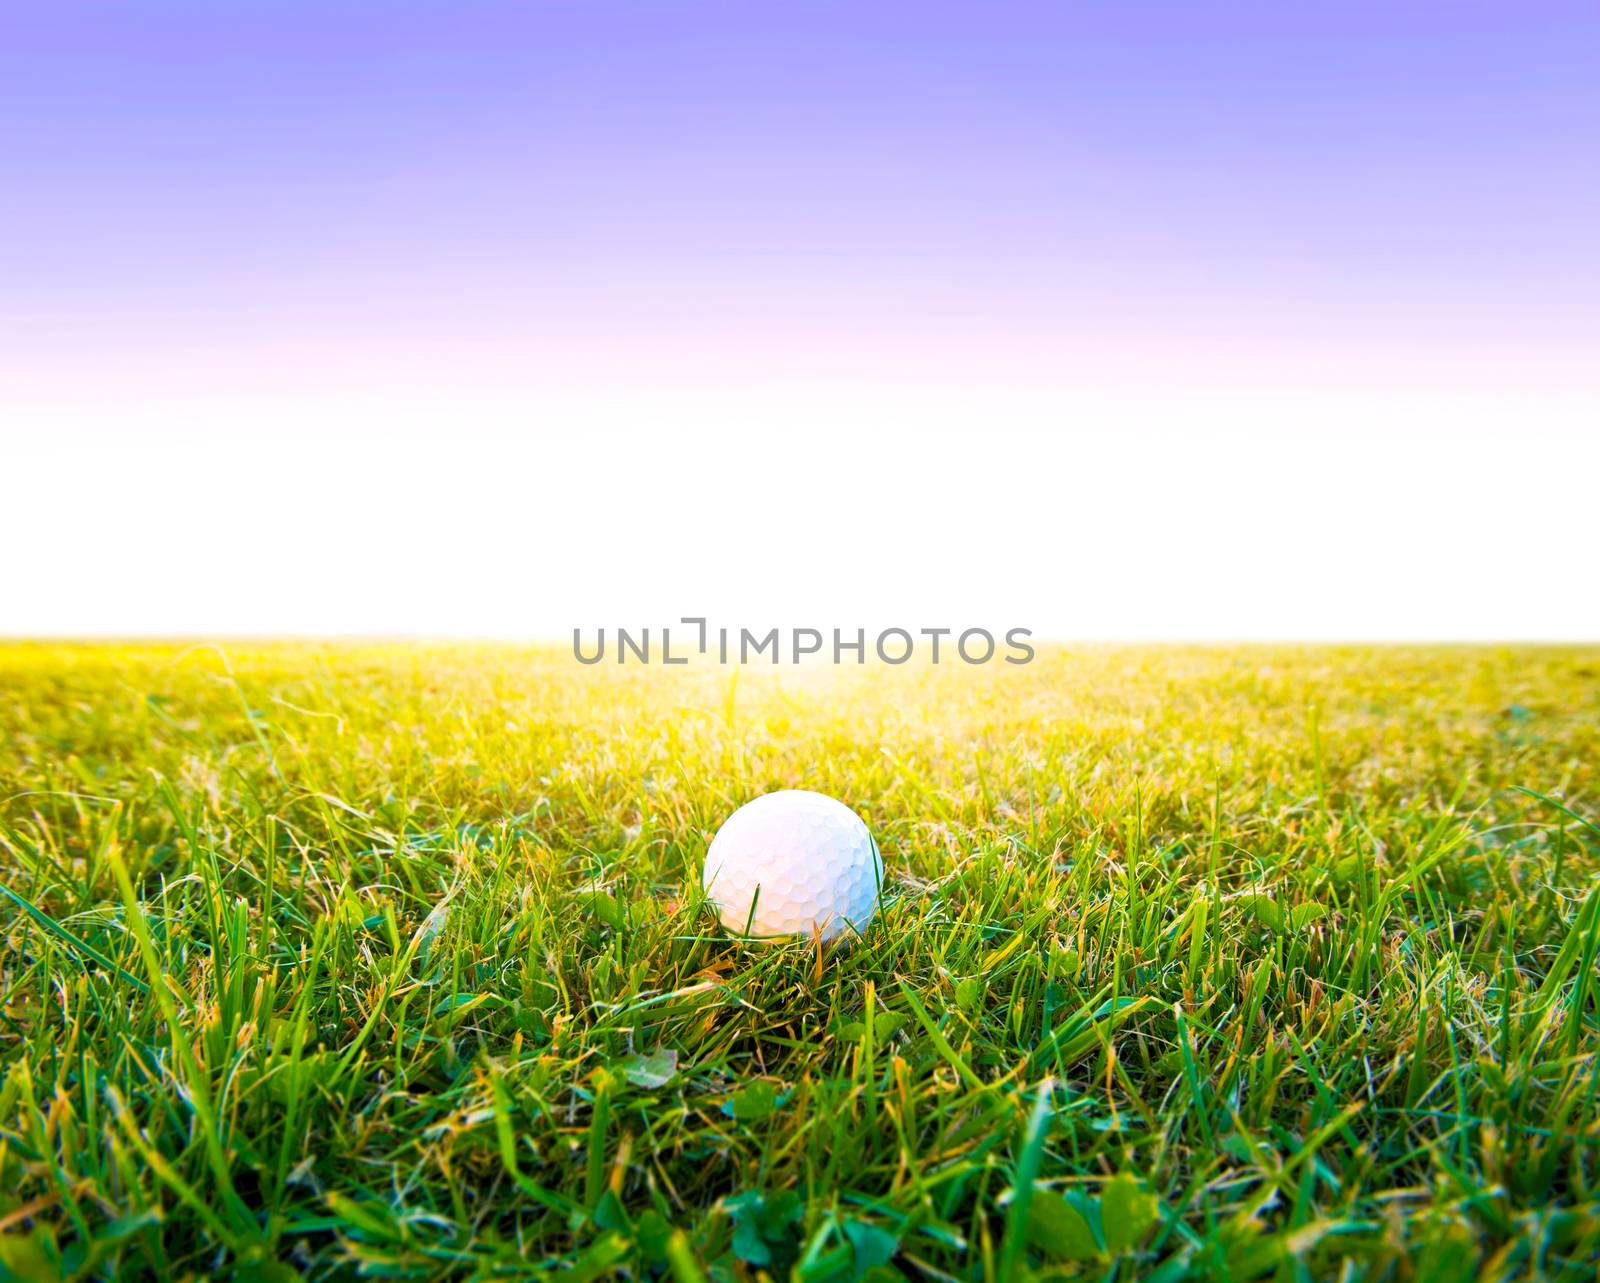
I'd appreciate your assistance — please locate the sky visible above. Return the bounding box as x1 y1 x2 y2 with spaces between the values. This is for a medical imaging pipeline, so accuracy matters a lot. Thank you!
3 1 1597 639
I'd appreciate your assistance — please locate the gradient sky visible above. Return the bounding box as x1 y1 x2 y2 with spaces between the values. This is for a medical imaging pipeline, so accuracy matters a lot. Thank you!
4 3 1598 636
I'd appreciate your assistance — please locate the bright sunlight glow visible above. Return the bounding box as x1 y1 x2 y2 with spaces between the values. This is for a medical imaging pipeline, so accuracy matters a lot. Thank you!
5 373 1594 640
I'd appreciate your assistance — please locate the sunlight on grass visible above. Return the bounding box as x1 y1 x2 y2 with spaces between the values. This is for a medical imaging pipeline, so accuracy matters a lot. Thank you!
1 642 1597 1278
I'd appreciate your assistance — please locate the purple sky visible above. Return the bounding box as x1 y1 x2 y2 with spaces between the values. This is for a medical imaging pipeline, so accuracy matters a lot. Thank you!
6 1 1598 393
3 4 1597 637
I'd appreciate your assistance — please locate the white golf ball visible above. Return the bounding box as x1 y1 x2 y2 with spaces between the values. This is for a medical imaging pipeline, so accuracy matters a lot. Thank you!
702 790 882 943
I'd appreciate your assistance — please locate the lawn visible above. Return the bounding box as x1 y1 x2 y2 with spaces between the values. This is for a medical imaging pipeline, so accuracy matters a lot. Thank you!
2 642 1598 1281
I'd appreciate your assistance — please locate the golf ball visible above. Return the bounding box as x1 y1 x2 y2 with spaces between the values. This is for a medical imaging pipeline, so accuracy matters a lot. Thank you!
703 790 882 943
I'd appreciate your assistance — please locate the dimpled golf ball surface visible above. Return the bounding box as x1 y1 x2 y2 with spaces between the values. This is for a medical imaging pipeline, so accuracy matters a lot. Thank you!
703 790 881 942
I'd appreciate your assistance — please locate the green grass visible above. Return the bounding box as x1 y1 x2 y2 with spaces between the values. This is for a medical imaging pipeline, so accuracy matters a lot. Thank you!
2 642 1598 1280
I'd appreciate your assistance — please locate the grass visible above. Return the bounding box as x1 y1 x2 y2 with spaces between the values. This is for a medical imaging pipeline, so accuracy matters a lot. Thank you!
1 641 1598 1281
